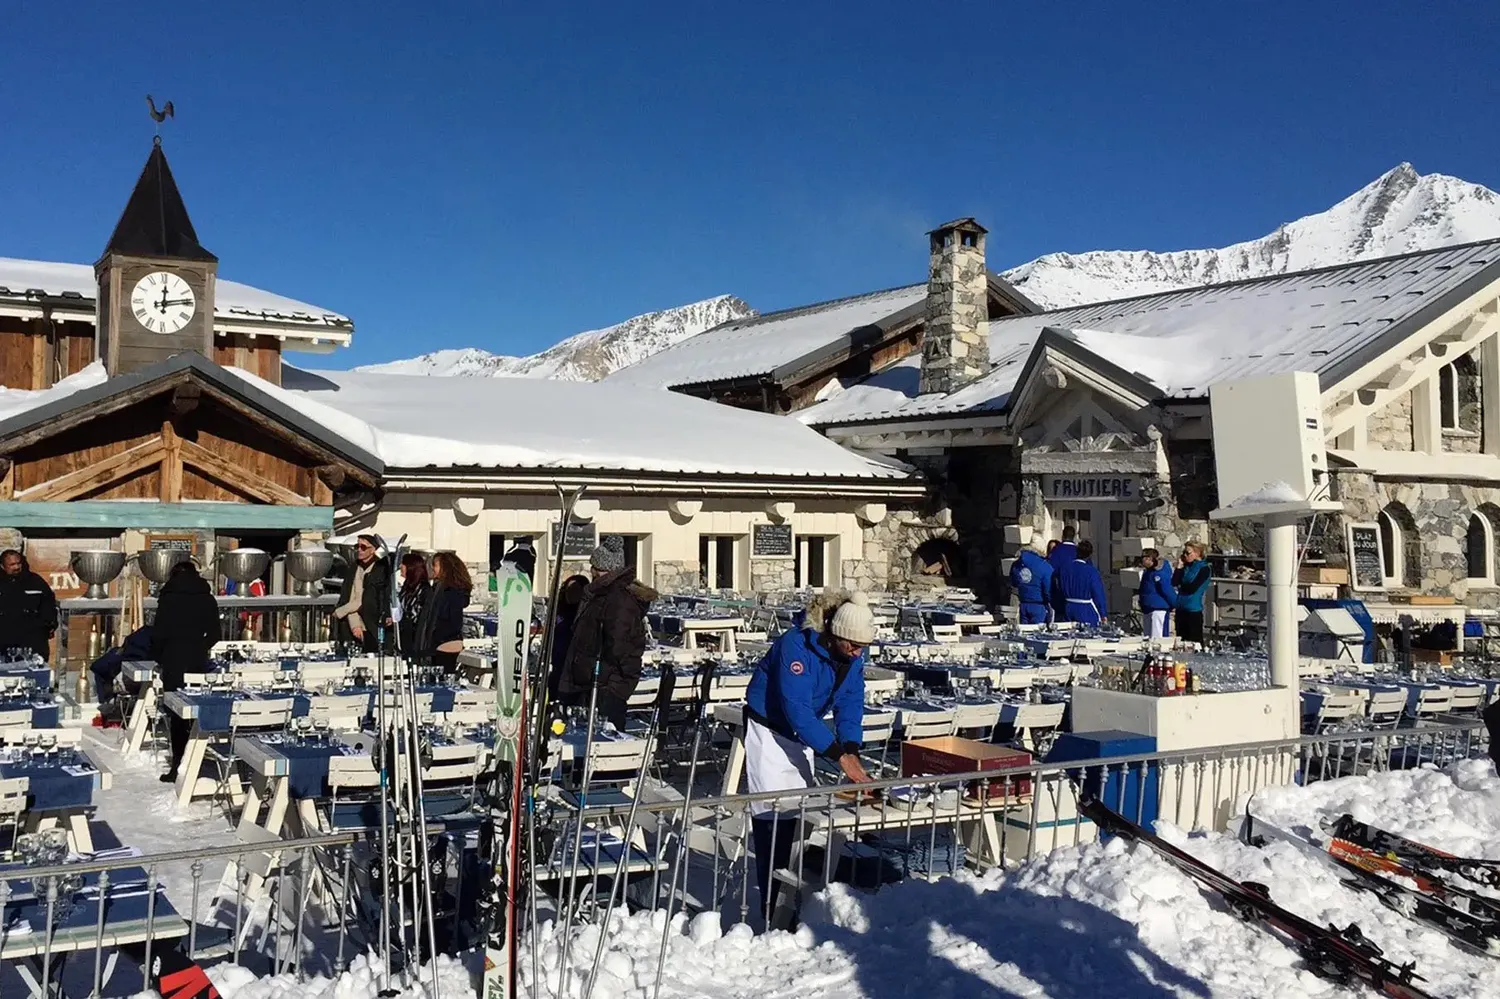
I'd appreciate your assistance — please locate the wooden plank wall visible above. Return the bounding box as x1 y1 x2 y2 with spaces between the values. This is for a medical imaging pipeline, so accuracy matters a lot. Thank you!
0 318 97 390
213 334 283 385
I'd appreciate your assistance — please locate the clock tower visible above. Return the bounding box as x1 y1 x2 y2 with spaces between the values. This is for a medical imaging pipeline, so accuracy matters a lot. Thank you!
94 139 218 376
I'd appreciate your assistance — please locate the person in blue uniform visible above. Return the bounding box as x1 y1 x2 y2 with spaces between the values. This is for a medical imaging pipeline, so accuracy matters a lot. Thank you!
1009 539 1054 624
1054 539 1109 626
1137 548 1177 640
744 592 874 923
1047 528 1078 616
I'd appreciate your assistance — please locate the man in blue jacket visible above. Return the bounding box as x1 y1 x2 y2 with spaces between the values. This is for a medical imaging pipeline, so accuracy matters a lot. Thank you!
1009 539 1054 625
1137 548 1177 640
1054 539 1109 626
1047 527 1078 616
744 592 874 922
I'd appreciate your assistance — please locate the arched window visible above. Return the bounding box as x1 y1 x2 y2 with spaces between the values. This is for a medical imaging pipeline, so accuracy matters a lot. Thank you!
1377 503 1421 589
1467 514 1491 581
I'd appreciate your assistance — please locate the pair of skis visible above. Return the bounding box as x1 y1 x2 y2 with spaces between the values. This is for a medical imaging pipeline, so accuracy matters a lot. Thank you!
1080 799 1436 999
482 486 586 999
1245 810 1500 957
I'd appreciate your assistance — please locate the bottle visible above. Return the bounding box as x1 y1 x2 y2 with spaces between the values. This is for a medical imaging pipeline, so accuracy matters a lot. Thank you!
1189 671 1202 695
1165 666 1177 696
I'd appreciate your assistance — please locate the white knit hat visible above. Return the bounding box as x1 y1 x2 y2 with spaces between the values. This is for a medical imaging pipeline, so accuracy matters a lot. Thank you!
829 592 876 645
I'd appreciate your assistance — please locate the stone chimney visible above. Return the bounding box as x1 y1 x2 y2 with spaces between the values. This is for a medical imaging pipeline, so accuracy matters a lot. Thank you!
920 218 989 395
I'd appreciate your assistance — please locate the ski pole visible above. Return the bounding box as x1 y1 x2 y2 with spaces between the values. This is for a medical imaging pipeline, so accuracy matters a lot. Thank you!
651 662 714 999
375 623 393 993
556 658 604 998
583 665 676 999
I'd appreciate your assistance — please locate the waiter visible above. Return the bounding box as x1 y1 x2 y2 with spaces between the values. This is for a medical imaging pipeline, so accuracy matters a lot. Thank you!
1009 538 1054 625
1054 540 1109 626
0 549 57 659
743 591 874 922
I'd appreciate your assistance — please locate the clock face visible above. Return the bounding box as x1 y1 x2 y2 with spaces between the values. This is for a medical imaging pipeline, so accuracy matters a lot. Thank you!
130 271 197 335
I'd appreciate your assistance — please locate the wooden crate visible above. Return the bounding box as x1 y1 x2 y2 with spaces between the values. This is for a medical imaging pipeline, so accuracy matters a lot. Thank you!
1298 566 1349 585
900 736 1032 800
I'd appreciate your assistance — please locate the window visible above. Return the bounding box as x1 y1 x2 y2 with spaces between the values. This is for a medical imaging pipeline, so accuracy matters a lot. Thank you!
698 535 738 590
796 536 833 589
1467 514 1492 581
1440 364 1458 430
1378 510 1400 584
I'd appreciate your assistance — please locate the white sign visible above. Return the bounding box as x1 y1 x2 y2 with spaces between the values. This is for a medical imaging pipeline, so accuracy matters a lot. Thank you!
1041 475 1140 503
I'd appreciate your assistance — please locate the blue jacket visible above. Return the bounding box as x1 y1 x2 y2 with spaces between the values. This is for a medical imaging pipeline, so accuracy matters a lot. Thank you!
1054 558 1108 617
1009 549 1054 606
745 628 865 757
1138 563 1177 612
1174 560 1212 613
1047 541 1078 577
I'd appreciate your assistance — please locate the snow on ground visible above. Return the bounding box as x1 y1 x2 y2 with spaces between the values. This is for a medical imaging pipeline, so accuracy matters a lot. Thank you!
1248 758 1500 860
140 759 1500 999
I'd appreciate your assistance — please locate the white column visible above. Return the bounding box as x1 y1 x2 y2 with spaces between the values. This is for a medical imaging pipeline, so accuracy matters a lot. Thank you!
1412 377 1441 454
1481 335 1500 456
1265 512 1300 704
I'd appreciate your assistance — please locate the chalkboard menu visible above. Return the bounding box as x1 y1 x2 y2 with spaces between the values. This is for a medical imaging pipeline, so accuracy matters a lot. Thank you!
752 523 794 559
149 535 195 552
1347 522 1385 591
550 520 598 559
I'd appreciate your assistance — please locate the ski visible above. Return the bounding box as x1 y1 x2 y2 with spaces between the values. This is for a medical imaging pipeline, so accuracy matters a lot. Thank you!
124 942 222 999
1244 812 1500 956
1079 799 1435 999
480 560 535 999
1327 814 1500 890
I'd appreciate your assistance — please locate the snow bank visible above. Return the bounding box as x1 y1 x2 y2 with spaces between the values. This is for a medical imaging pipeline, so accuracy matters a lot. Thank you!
1248 759 1500 860
0 360 107 422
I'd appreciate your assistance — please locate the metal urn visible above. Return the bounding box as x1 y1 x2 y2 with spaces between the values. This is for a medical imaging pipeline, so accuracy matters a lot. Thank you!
283 547 334 593
219 548 271 585
135 548 192 584
326 540 357 570
69 550 126 600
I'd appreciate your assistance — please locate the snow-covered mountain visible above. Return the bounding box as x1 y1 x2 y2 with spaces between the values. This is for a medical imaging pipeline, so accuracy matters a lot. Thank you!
356 294 754 381
359 165 1500 380
1002 164 1500 309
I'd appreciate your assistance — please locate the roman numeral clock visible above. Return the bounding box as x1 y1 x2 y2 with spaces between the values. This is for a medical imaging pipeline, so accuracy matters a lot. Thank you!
93 134 219 377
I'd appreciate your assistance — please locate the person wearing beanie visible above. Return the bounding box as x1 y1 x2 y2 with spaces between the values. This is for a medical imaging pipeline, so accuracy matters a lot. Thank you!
743 590 873 923
1009 536 1055 625
557 537 658 730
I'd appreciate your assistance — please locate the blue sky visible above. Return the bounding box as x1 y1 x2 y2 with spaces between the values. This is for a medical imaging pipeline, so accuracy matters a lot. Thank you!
4 1 1497 367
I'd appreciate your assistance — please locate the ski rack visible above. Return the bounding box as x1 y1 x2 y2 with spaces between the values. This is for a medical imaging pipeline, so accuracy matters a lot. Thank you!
1078 799 1436 999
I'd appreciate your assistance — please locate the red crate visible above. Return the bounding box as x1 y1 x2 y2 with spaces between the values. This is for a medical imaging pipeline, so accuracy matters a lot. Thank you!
900 736 1033 800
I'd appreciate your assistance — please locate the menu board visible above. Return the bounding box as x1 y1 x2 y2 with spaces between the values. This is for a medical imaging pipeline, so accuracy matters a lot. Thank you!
752 523 794 559
1346 522 1385 591
550 520 597 559
148 535 195 552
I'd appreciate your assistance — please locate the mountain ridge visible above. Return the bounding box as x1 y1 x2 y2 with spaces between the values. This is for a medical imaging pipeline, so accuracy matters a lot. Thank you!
357 164 1500 379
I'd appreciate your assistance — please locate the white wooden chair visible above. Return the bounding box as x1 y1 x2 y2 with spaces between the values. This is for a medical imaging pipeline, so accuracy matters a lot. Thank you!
0 776 28 858
304 693 371 732
205 697 294 815
1304 689 1364 733
929 623 963 643
0 708 32 734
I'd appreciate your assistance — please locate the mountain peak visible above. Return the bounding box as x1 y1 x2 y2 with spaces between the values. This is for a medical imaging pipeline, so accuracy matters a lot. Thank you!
1002 164 1500 309
355 294 754 380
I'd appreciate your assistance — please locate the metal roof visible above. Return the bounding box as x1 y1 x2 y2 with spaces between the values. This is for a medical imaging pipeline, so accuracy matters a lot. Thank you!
801 237 1500 427
607 271 1038 392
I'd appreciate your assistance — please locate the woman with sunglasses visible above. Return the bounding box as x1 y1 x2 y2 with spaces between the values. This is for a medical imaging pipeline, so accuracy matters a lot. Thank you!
333 534 392 654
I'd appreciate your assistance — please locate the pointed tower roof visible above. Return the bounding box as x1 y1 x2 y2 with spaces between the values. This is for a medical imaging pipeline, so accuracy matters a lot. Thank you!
100 141 217 263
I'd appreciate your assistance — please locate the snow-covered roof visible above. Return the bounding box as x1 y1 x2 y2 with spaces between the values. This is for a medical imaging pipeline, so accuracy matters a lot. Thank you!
606 284 928 390
0 361 110 423
0 257 352 340
223 366 913 481
801 237 1500 426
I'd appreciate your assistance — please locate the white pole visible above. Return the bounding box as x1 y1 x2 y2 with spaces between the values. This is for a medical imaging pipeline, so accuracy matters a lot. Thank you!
1265 512 1299 701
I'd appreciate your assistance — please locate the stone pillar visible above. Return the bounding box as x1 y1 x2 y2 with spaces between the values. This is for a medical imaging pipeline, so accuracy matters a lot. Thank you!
920 218 990 396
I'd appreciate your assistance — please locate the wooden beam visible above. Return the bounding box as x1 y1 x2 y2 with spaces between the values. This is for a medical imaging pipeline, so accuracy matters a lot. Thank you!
17 438 165 502
161 420 182 504
0 370 193 456
0 500 334 530
179 438 310 506
315 464 346 490
195 383 379 488
0 458 11 500
170 383 202 416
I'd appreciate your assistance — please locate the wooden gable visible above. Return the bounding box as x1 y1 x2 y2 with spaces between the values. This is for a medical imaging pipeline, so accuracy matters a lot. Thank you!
0 369 376 507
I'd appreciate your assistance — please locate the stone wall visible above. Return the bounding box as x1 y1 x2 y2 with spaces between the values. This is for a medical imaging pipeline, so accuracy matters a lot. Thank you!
749 557 796 593
650 560 697 595
1367 391 1414 450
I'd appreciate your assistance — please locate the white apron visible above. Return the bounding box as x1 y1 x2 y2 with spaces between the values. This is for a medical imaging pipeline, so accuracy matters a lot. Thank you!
744 717 815 817
1147 609 1169 640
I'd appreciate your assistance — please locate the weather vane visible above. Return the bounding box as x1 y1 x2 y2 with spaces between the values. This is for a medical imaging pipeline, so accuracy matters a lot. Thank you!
146 95 174 144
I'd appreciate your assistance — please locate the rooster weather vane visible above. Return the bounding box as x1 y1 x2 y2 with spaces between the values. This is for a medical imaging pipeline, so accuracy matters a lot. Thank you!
146 95 174 143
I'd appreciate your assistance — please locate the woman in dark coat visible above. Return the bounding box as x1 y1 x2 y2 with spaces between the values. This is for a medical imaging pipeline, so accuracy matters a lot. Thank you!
396 553 432 657
333 535 392 654
547 574 590 699
416 552 472 675
151 561 220 782
558 543 658 731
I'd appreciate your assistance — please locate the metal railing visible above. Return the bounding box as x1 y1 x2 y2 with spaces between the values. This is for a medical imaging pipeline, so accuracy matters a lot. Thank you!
0 719 1488 997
